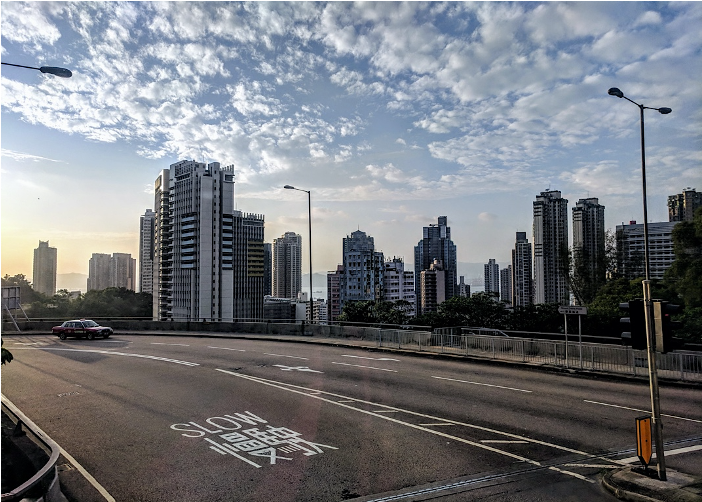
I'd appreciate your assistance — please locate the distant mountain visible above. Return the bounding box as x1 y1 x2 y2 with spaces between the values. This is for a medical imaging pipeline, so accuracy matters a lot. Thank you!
57 273 88 293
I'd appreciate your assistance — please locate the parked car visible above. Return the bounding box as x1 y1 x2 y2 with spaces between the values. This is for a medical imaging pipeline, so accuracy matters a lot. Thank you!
52 320 113 340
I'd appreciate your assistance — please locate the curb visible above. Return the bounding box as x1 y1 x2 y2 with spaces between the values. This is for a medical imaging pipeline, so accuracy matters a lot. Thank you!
602 469 662 502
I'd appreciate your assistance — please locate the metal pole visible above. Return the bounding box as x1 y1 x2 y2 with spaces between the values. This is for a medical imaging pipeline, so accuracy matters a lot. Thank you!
579 314 583 369
564 314 568 368
639 104 666 478
307 190 313 324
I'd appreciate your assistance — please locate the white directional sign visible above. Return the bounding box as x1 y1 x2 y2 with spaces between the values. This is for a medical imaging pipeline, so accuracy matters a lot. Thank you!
558 306 588 315
273 365 322 373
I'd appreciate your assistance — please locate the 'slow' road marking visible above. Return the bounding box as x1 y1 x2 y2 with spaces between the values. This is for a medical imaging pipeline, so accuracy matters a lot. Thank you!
432 376 532 393
584 400 702 423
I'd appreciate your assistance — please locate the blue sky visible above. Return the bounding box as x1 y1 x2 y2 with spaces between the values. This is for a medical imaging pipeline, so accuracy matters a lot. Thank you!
2 2 701 291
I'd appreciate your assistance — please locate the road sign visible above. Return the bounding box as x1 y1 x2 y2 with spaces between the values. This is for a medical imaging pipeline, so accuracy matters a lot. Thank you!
636 416 652 468
558 306 588 315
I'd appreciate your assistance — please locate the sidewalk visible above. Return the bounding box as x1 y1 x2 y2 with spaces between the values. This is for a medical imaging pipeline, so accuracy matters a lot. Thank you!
603 467 702 502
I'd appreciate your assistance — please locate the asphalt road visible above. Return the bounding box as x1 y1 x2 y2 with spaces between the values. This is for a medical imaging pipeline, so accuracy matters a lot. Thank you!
2 333 701 501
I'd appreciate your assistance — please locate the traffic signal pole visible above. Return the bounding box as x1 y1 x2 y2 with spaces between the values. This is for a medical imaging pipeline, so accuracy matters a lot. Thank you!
643 280 666 480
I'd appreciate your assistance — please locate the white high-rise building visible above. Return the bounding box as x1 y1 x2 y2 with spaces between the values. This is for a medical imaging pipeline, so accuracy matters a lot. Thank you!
616 221 679 280
272 232 302 299
383 257 416 317
533 190 569 305
139 209 156 294
88 252 135 291
153 160 265 321
33 241 57 296
338 230 384 315
512 232 533 307
484 258 500 296
88 253 111 291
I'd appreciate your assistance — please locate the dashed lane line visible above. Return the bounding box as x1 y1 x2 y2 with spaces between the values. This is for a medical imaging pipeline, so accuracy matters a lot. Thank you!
264 353 309 360
208 346 246 352
331 362 397 372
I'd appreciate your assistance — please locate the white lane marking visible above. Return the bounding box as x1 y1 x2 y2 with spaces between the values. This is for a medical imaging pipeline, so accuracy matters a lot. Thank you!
584 400 702 423
331 362 397 372
264 353 309 360
481 440 529 444
208 346 246 352
618 444 702 464
432 376 532 393
273 364 322 373
373 410 399 414
216 370 595 483
1 395 116 501
59 446 117 501
420 423 455 426
341 355 400 362
151 342 190 347
28 348 199 366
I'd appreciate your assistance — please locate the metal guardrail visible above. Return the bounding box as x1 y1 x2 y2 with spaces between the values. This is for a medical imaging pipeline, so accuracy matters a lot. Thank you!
1 394 63 502
375 330 702 382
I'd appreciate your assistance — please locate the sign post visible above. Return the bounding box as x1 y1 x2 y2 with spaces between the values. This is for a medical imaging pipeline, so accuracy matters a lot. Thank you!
558 306 588 369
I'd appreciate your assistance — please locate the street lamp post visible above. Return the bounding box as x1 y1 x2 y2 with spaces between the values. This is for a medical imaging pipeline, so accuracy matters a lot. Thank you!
284 185 313 323
2 62 72 78
608 87 671 481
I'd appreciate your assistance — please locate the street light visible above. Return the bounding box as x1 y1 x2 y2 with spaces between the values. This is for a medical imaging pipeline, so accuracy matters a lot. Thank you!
608 87 671 481
284 185 313 323
2 62 72 78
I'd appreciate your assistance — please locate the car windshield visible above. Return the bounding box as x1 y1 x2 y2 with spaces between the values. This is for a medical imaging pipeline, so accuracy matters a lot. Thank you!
82 320 99 327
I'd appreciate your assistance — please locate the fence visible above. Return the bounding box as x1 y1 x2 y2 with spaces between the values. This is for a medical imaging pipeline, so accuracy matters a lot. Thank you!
375 329 702 382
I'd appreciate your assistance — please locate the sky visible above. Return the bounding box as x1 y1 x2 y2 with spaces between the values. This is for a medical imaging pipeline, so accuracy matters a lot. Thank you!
1 1 701 292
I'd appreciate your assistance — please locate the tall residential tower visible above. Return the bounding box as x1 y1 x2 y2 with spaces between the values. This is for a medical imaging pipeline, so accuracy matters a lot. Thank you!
152 160 264 321
533 190 569 305
33 241 57 296
272 232 302 299
414 216 457 312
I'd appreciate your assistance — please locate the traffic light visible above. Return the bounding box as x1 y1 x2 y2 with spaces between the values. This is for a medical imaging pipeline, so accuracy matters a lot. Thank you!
620 299 647 350
653 301 682 353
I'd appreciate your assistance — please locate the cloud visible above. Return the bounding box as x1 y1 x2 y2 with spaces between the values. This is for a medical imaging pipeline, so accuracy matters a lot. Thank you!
1 149 66 163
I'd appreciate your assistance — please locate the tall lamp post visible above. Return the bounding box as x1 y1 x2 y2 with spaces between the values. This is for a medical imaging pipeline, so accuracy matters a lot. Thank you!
608 87 671 481
284 185 313 323
2 62 72 78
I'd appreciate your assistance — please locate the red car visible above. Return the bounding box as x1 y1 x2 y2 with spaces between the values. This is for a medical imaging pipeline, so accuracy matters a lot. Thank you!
52 319 113 340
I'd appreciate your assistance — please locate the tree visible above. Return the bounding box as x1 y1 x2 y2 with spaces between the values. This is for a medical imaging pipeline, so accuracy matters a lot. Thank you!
666 207 702 308
438 293 508 329
1 274 44 304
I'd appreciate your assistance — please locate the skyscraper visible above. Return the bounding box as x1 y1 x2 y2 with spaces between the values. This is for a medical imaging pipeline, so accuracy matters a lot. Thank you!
533 190 569 305
88 253 111 291
484 258 500 296
572 198 606 292
88 253 136 291
338 230 384 315
512 232 533 307
272 232 302 299
420 259 446 314
616 221 679 280
33 241 57 296
500 266 512 306
111 253 136 291
263 243 272 297
668 187 701 222
383 257 416 316
139 209 156 294
152 160 265 321
414 216 457 312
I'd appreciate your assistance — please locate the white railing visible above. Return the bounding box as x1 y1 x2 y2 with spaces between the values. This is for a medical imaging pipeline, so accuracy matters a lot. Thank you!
375 330 702 382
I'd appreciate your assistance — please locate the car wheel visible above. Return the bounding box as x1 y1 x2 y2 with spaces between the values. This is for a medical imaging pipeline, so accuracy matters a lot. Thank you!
87 332 94 340
103 333 110 339
59 332 67 340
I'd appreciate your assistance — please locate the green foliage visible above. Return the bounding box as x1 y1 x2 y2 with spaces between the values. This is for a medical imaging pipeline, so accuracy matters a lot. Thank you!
338 299 414 326
506 303 562 333
438 293 508 328
665 207 702 308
